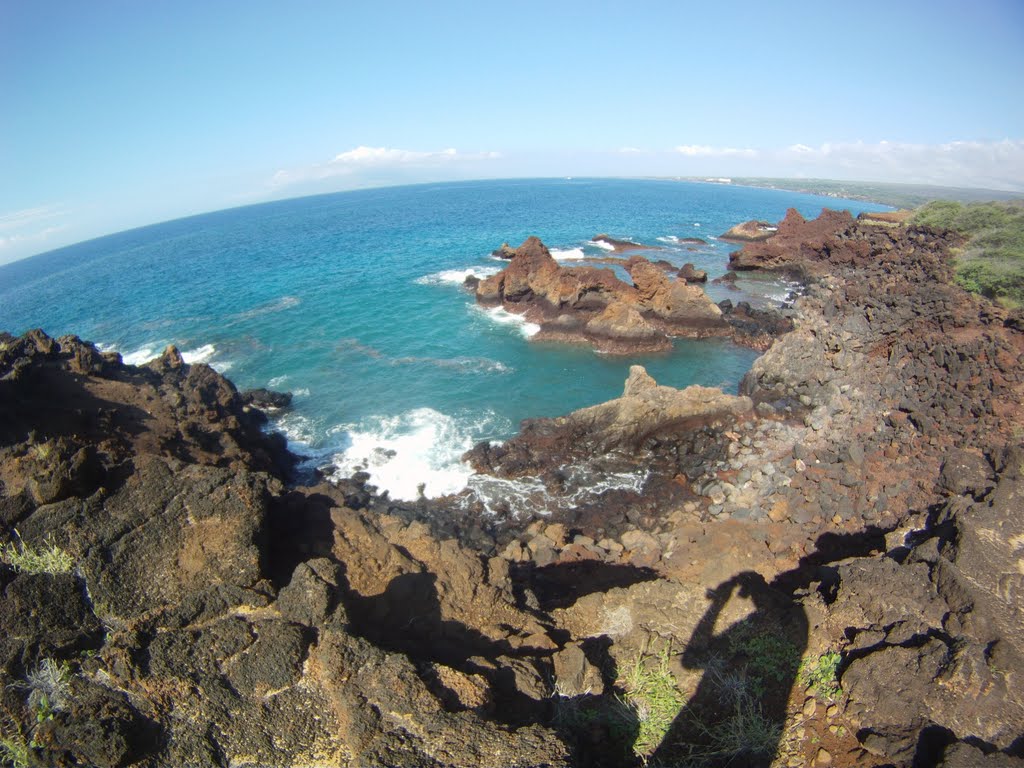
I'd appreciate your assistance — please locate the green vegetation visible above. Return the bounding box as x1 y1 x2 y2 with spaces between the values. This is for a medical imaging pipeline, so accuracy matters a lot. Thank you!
618 647 688 759
0 731 29 768
911 200 1024 307
0 715 29 768
726 625 801 697
693 673 781 762
0 534 74 576
660 665 781 767
799 650 843 700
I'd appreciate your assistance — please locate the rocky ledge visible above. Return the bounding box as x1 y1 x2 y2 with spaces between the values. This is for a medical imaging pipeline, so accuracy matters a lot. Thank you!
473 236 728 353
1 205 1023 768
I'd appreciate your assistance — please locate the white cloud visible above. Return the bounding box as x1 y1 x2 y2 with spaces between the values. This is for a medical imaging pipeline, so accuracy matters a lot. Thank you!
675 145 757 158
0 205 64 234
332 145 457 164
0 205 68 255
271 146 501 188
776 139 1024 190
656 139 1024 191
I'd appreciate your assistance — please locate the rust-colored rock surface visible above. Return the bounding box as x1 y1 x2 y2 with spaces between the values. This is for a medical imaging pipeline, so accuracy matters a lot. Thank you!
475 236 727 353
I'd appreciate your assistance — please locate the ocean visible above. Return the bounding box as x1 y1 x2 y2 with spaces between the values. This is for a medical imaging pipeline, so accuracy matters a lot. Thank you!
0 178 887 505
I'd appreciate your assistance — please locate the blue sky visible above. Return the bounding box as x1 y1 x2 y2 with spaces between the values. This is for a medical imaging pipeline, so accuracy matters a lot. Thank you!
2 0 1022 264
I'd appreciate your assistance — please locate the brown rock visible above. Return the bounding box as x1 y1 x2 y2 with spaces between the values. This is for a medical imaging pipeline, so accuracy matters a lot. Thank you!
678 263 708 282
719 219 777 242
474 237 725 353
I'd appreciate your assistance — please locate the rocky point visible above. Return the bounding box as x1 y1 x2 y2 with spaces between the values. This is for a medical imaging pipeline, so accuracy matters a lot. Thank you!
1 206 1022 767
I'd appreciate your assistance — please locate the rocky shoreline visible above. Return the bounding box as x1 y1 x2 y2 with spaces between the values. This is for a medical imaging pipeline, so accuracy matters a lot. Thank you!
1 208 1022 767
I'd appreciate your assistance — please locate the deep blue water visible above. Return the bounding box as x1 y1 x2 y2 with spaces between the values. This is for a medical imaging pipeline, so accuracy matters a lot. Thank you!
0 178 887 501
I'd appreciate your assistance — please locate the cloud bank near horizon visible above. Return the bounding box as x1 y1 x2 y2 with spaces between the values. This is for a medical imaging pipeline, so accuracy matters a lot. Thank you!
269 139 1024 195
662 139 1024 191
0 205 68 257
270 145 502 189
2 138 1021 267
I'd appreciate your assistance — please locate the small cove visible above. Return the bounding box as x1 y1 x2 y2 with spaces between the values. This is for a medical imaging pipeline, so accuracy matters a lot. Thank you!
0 178 888 500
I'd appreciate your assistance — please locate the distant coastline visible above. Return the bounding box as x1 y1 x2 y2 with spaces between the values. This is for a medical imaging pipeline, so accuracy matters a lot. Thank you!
676 176 1022 209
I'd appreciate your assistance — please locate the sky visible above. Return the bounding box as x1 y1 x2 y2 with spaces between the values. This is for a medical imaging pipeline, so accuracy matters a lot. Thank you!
1 0 1023 264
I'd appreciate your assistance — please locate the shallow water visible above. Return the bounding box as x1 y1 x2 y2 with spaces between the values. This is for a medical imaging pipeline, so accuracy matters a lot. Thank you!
0 178 888 501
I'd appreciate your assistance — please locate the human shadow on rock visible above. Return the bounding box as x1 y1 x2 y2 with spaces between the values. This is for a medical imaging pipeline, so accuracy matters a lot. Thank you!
651 571 808 767
265 490 339 587
512 560 660 612
344 571 516 666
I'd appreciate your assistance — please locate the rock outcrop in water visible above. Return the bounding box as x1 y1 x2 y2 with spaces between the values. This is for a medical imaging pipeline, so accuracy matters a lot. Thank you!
719 219 777 242
475 236 727 353
2 206 1023 767
590 234 662 254
465 366 752 476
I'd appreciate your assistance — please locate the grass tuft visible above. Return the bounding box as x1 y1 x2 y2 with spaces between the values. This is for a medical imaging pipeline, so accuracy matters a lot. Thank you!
0 533 74 576
0 721 29 768
618 647 687 759
17 658 72 718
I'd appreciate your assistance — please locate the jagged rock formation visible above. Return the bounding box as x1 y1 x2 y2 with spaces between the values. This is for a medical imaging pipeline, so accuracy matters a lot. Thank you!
2 205 1023 767
474 236 727 353
0 333 571 767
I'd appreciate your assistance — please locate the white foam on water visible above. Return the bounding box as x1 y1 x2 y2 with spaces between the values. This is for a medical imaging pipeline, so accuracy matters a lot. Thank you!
657 235 680 244
550 247 586 260
416 266 501 285
273 411 325 464
268 375 290 388
181 343 233 373
464 463 649 518
181 344 216 364
693 222 702 227
293 388 310 397
473 305 540 338
325 408 484 500
121 346 161 366
588 239 617 252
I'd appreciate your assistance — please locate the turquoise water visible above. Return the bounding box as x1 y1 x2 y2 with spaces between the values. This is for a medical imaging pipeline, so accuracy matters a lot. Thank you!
0 178 887 501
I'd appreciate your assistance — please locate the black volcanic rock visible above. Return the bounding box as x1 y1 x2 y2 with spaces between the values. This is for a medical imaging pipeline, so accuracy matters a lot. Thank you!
241 387 293 410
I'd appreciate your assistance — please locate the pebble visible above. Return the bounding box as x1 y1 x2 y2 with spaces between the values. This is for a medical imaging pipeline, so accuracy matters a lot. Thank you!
802 697 817 717
815 747 832 766
826 704 839 718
